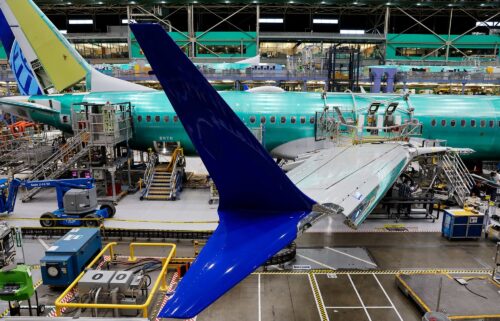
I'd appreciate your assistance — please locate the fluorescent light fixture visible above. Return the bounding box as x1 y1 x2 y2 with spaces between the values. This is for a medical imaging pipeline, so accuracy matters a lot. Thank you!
340 29 365 34
259 18 284 23
313 18 338 24
122 19 137 24
68 19 93 25
476 21 500 27
60 30 68 34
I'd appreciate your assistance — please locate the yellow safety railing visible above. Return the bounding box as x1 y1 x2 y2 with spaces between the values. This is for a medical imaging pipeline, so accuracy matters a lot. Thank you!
166 147 184 172
55 242 176 318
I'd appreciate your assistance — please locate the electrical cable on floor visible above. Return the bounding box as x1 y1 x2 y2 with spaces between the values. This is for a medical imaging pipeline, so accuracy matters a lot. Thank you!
463 284 488 300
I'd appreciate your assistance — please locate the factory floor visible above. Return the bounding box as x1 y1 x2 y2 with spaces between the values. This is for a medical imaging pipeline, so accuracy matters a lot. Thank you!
7 232 498 321
2 157 498 320
192 233 498 321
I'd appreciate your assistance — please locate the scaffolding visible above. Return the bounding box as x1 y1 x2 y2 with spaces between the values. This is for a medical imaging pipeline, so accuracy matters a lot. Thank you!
70 102 135 202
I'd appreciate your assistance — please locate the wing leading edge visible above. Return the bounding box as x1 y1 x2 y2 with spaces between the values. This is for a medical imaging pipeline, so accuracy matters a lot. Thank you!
130 23 317 318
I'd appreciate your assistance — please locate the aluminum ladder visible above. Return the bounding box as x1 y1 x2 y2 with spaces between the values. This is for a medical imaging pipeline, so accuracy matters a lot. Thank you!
440 151 474 207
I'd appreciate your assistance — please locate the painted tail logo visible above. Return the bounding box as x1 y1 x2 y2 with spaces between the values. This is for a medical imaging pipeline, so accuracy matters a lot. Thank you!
0 8 41 95
0 0 152 93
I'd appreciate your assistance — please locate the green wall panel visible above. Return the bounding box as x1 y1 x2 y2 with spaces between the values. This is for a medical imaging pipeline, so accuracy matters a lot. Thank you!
130 31 257 58
386 33 500 61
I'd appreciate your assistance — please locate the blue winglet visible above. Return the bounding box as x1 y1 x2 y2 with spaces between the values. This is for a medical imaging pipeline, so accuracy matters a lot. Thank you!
130 23 316 318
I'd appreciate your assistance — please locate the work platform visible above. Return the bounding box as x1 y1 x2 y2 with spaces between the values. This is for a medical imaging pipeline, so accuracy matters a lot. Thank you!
397 273 500 320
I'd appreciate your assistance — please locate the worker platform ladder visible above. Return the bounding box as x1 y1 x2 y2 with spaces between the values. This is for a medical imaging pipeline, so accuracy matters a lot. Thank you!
21 131 91 202
141 147 185 201
440 151 474 206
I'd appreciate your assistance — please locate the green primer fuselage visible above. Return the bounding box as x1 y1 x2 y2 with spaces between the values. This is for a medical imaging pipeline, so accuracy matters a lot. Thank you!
28 91 500 160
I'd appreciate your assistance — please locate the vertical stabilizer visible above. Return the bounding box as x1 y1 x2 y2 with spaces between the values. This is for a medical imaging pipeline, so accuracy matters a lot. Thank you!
0 0 153 93
131 23 316 318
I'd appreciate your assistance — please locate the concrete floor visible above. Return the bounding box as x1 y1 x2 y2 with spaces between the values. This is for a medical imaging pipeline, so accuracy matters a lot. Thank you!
1 156 497 320
2 231 498 321
191 233 497 321
5 186 446 233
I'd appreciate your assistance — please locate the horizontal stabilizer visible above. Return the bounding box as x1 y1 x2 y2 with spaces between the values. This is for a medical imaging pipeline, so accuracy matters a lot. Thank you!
0 97 58 121
130 23 316 318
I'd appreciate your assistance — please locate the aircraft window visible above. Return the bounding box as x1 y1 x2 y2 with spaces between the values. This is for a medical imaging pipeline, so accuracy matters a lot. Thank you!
249 116 256 124
300 116 306 124
450 120 456 127
260 116 266 124
146 115 151 122
460 120 466 127
280 116 286 124
310 116 315 124
291 116 297 124
489 120 494 128
441 120 446 127
480 120 486 128
164 116 169 123
174 116 179 122
138 115 142 122
62 116 69 123
498 120 500 128
431 119 436 127
270 116 276 124
470 120 476 127
155 116 160 122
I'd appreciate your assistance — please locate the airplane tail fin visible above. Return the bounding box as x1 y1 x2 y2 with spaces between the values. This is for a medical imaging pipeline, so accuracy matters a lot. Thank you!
0 0 152 93
131 23 316 318
0 9 41 95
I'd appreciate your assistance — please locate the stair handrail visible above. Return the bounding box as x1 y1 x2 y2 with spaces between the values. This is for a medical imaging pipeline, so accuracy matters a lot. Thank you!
27 131 87 180
450 152 474 189
168 147 184 199
141 151 158 198
21 143 91 201
440 153 471 205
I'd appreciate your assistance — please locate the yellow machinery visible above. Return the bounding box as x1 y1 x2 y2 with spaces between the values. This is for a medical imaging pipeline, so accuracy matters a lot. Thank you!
55 242 176 318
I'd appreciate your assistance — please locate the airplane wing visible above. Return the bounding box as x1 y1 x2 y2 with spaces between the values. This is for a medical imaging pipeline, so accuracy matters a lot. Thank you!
130 23 459 319
0 97 58 121
288 143 456 228
130 24 316 319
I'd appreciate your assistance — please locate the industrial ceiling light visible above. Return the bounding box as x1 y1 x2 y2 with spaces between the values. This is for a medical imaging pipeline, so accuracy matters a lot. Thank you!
476 21 500 27
68 19 93 25
340 29 365 34
313 18 339 24
259 18 284 23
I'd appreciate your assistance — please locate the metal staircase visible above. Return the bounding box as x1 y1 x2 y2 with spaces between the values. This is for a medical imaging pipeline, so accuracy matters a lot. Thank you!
21 131 91 202
0 130 55 175
440 151 474 206
141 147 185 201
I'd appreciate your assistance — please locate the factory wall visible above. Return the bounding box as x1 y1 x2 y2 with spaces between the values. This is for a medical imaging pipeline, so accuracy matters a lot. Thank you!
130 31 258 58
386 33 500 61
